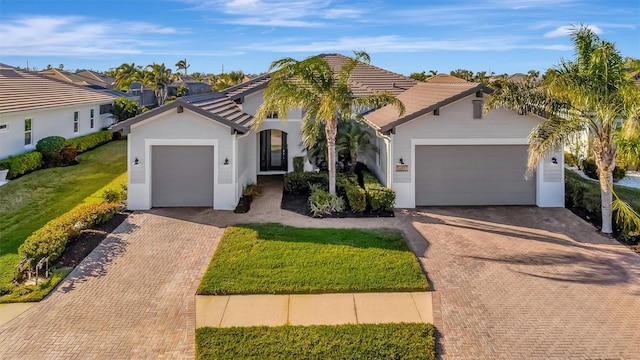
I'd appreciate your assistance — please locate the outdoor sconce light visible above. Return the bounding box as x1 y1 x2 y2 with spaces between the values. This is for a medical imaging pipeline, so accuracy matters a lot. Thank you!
551 157 558 164
133 157 139 166
399 157 404 165
224 158 229 165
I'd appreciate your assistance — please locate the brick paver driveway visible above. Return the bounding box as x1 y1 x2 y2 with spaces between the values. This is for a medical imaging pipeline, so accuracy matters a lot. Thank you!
399 207 640 360
0 212 224 359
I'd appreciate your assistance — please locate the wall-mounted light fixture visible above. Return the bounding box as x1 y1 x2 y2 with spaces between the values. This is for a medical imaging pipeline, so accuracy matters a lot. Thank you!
399 157 404 165
551 157 558 164
224 158 229 165
133 157 139 166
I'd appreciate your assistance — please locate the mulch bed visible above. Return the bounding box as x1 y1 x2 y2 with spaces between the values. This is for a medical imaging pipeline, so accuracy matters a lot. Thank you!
234 195 254 213
281 192 394 218
54 212 129 268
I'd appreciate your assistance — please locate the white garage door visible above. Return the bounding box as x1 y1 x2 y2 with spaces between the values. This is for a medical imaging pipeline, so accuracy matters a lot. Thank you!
151 146 214 207
415 145 535 206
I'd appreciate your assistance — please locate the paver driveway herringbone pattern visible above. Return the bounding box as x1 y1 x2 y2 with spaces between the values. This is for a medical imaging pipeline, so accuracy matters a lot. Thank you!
399 207 640 360
0 212 224 360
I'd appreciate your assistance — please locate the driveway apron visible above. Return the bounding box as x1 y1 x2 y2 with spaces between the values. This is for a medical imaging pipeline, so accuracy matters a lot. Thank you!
400 207 640 360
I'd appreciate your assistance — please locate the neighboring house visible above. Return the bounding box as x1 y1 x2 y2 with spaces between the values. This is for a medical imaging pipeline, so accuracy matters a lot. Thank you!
168 77 212 97
112 54 564 210
0 64 119 159
40 68 115 89
128 82 157 108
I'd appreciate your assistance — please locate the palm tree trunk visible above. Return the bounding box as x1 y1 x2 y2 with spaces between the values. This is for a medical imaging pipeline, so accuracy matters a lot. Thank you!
326 124 338 195
599 169 614 234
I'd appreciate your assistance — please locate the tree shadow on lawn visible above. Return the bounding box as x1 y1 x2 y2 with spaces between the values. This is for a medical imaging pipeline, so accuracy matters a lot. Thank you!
232 223 413 251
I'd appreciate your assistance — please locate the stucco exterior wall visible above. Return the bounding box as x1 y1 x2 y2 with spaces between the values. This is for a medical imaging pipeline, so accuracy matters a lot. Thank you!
127 108 237 210
0 102 113 159
391 94 563 208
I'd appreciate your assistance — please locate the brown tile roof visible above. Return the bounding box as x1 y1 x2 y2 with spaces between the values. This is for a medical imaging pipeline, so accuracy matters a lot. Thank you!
424 74 468 83
364 82 493 132
0 64 118 115
111 92 252 134
224 74 271 100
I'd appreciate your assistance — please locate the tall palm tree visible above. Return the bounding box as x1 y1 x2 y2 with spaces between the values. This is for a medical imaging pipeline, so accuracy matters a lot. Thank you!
337 117 378 173
254 51 405 195
113 62 138 91
146 63 172 106
487 25 640 234
175 58 190 77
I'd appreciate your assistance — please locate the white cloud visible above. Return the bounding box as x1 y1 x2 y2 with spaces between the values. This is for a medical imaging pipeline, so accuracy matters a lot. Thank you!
544 24 603 38
0 15 185 56
241 35 572 53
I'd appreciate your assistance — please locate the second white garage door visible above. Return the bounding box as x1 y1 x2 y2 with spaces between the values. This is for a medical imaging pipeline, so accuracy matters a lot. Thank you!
151 145 214 207
415 145 536 206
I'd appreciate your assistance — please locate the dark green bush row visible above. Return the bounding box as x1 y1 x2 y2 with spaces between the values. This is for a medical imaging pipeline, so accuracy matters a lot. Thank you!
284 172 329 194
196 323 436 360
0 151 42 179
18 202 120 265
293 156 305 173
365 183 396 211
65 130 113 153
581 159 626 182
337 175 367 212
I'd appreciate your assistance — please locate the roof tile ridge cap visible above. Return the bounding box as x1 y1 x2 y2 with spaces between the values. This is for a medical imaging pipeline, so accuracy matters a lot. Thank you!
223 73 271 94
12 67 117 98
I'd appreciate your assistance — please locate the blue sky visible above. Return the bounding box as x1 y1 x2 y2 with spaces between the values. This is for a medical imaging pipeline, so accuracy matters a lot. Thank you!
0 0 638 76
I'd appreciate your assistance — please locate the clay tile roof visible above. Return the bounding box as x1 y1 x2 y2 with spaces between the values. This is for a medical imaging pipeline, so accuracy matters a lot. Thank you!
224 74 271 100
180 92 254 127
424 74 468 83
0 64 118 114
364 82 492 132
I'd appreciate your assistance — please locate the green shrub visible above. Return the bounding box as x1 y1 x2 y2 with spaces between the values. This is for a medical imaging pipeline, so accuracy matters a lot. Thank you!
582 159 626 182
65 131 112 153
338 176 367 212
309 186 344 217
102 187 127 203
0 151 42 179
18 202 120 265
284 171 328 194
59 145 77 165
293 156 305 173
365 184 396 211
242 182 261 197
36 136 66 165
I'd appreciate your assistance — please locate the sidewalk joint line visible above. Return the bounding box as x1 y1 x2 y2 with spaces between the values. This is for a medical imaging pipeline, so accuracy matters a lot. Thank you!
218 296 231 327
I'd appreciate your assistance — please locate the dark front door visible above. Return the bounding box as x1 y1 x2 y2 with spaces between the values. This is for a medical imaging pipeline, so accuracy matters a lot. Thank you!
260 129 288 171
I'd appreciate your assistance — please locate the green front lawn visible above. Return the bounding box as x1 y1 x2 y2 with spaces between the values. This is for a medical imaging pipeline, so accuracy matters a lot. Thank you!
196 323 436 360
197 224 429 295
0 140 127 290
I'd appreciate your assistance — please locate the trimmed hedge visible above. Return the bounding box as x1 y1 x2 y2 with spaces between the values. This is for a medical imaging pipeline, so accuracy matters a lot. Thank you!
18 202 120 265
0 151 42 179
293 156 305 173
65 130 112 153
284 172 329 194
196 323 436 360
338 175 367 212
365 183 396 211
36 136 66 165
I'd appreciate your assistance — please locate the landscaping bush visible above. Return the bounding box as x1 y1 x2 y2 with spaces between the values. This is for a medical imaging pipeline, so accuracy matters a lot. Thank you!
309 185 345 216
338 175 367 212
18 202 120 265
365 184 396 211
293 156 305 173
284 171 328 194
564 151 579 167
0 151 42 179
65 131 112 153
102 186 127 203
36 136 66 165
59 145 78 165
581 159 626 182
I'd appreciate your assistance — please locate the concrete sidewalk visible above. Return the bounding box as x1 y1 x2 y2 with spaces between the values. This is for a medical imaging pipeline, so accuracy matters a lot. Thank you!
196 292 433 328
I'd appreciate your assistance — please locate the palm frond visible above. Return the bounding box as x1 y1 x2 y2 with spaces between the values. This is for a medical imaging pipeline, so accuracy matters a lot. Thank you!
612 197 640 235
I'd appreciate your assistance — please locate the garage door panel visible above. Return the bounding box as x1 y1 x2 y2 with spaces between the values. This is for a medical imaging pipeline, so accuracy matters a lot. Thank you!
415 145 535 206
152 146 214 207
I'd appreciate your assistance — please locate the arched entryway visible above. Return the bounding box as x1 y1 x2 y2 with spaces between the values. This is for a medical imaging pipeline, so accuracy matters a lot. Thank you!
259 129 288 171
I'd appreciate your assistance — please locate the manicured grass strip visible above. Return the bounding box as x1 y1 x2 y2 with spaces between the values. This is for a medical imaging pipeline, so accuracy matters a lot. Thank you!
0 140 127 288
198 224 429 295
77 172 127 208
0 267 72 304
196 323 436 360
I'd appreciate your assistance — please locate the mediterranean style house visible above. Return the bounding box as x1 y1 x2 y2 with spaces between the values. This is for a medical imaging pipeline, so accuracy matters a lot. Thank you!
112 54 564 210
0 64 120 159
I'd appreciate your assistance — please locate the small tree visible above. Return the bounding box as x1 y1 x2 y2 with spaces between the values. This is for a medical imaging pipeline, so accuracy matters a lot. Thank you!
111 97 145 123
337 117 378 173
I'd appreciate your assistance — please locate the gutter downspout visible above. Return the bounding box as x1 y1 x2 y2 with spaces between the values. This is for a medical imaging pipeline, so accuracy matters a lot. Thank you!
234 130 253 202
375 131 393 188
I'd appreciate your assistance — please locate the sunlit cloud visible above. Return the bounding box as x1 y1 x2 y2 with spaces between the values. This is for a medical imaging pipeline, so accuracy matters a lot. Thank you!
543 24 603 38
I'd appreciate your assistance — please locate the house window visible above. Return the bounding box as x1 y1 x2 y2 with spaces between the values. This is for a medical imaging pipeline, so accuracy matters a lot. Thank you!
99 103 112 114
24 118 32 146
0 123 7 133
73 111 79 133
90 109 95 129
473 100 483 119
267 111 278 119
